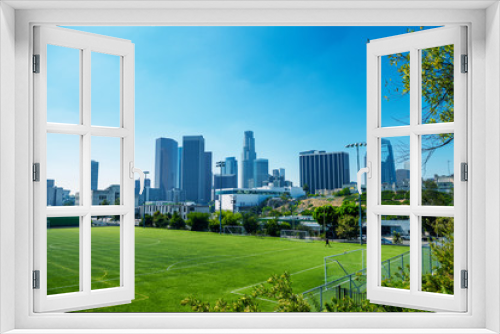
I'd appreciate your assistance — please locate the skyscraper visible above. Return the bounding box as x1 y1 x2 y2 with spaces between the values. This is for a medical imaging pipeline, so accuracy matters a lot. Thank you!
254 159 269 188
203 151 212 204
155 138 178 199
381 138 397 185
178 147 183 189
241 131 256 188
223 157 238 185
182 136 205 203
299 150 350 194
91 160 99 190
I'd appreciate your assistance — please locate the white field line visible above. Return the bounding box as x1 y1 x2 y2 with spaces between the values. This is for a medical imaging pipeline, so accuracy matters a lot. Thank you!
230 263 325 300
48 247 297 292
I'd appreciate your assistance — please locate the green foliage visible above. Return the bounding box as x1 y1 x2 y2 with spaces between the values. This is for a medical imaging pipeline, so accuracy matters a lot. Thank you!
265 219 281 237
142 214 153 227
312 205 338 232
336 215 358 240
422 181 453 206
241 213 259 234
392 231 403 245
186 212 210 231
302 184 309 194
153 211 169 228
181 272 310 312
169 211 186 230
300 209 314 216
100 199 110 205
280 222 291 231
334 187 351 196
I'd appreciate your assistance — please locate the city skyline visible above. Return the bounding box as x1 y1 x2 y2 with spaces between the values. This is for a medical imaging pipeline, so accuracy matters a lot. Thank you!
48 26 454 194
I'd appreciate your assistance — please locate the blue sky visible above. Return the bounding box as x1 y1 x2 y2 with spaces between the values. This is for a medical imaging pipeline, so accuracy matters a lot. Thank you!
47 26 453 193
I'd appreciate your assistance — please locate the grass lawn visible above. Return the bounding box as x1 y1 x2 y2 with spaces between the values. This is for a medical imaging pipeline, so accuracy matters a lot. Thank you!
46 226 409 312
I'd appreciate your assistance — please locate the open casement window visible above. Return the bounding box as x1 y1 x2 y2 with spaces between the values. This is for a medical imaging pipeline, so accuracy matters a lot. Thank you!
33 26 140 312
365 26 467 312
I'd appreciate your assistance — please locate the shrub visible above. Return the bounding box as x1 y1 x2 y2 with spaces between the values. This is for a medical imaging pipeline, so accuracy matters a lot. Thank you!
187 212 210 231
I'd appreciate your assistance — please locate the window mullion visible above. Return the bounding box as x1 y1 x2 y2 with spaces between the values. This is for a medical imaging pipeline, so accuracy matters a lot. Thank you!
409 47 420 295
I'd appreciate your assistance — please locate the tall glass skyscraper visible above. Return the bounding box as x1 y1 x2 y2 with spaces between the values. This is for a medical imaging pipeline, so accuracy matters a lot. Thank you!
253 158 269 188
299 150 350 194
91 160 99 190
182 136 205 203
241 131 256 188
155 138 178 199
203 151 212 204
381 138 397 185
223 157 238 185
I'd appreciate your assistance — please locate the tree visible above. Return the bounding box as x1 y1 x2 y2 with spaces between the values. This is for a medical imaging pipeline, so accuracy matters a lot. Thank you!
336 215 358 240
142 214 153 227
387 38 454 161
187 212 210 231
152 210 169 228
100 199 110 206
169 211 186 230
265 219 281 237
392 231 403 245
302 184 309 194
312 205 338 233
241 213 259 234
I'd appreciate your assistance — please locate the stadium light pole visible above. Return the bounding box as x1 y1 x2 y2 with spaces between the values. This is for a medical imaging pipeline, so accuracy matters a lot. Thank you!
345 142 367 245
216 161 226 234
142 171 150 229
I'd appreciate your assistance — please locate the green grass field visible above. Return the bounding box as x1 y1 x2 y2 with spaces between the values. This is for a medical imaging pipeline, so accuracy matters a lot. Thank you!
47 226 409 312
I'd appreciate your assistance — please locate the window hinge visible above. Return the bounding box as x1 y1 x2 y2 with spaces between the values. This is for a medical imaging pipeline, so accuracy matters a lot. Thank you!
33 54 40 73
461 162 468 181
33 163 40 182
461 54 468 73
33 270 40 289
461 270 468 289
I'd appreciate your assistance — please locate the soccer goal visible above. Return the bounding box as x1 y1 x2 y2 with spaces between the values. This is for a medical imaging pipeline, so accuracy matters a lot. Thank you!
324 248 366 284
223 225 247 236
280 230 312 242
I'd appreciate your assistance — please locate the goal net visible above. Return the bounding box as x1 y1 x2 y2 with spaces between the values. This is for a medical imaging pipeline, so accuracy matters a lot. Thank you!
280 230 312 242
223 225 247 236
324 248 366 284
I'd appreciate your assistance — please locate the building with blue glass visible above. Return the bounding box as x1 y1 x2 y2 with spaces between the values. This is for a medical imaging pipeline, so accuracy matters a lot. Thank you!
381 138 397 186
253 158 269 188
155 138 178 199
241 131 256 188
91 160 99 191
182 136 205 203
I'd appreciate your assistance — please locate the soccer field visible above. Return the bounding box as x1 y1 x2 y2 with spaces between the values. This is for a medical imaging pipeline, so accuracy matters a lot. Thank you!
46 227 409 312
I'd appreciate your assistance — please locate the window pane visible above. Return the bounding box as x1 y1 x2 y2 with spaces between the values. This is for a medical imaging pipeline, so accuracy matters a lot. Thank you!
421 134 454 206
421 216 454 294
380 137 410 204
47 45 81 124
380 215 410 290
91 215 121 290
91 52 121 127
47 216 80 295
91 136 121 206
421 45 454 124
47 133 80 206
381 52 410 127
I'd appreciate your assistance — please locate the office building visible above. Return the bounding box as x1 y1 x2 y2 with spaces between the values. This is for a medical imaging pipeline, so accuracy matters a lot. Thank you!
178 147 183 189
155 138 178 199
214 174 238 190
381 138 397 186
182 136 205 203
91 160 99 191
241 131 256 188
253 158 269 188
203 151 212 204
223 157 238 186
299 150 350 194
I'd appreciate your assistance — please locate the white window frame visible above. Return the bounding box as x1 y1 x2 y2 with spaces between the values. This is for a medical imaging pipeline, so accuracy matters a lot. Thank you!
0 1 498 333
33 26 136 313
366 26 467 312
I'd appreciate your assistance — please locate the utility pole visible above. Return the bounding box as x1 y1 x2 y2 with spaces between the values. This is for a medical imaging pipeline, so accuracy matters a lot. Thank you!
216 161 226 234
346 143 367 245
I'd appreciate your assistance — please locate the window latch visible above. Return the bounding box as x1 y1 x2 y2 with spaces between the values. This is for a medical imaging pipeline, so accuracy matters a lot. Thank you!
461 163 468 182
357 163 371 195
461 54 468 73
